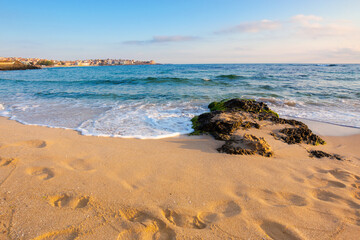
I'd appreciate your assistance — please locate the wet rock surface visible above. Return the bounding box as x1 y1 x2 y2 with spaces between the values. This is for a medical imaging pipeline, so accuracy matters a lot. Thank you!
195 111 241 140
191 98 327 157
309 150 343 161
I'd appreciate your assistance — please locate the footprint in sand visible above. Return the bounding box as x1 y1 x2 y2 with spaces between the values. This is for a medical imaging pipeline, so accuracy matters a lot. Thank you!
118 208 176 239
307 175 347 188
312 189 341 202
0 209 13 238
0 157 17 167
326 180 347 188
0 140 46 149
20 140 47 148
344 209 360 226
328 169 360 182
258 190 308 207
312 168 360 203
67 158 94 171
47 194 90 209
312 189 360 209
279 192 308 206
260 220 302 240
163 209 207 229
197 212 220 224
212 200 242 217
346 199 360 209
33 227 79 240
353 191 360 200
26 167 54 180
0 157 18 187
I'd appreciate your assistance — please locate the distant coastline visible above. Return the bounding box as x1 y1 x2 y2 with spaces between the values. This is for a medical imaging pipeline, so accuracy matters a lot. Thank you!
0 57 157 71
0 60 41 71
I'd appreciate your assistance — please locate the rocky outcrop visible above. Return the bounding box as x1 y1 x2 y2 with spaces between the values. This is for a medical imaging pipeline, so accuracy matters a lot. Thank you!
191 98 327 157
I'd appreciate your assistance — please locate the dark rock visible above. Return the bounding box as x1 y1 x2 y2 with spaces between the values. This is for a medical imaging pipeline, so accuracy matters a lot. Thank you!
309 150 343 160
218 141 255 155
279 126 325 145
270 132 280 140
191 98 326 157
218 134 273 157
270 117 306 127
208 99 279 118
241 121 260 130
195 111 242 140
224 99 269 113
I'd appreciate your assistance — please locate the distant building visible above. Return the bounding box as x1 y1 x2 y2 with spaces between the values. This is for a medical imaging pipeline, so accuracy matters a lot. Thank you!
0 57 158 67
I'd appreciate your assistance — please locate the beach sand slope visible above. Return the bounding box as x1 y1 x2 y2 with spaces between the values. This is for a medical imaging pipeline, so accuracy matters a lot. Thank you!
0 117 359 239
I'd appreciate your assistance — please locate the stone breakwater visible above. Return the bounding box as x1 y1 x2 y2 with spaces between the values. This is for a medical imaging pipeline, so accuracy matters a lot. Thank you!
190 98 339 158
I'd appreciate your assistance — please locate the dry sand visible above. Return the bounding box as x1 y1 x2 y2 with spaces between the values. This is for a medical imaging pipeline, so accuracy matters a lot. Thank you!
0 116 359 239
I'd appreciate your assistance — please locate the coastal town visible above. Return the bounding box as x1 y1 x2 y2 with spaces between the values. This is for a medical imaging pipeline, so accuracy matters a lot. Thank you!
0 57 156 70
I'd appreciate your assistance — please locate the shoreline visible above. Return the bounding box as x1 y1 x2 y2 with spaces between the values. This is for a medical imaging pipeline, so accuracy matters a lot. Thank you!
285 116 360 137
1 114 360 141
0 115 359 239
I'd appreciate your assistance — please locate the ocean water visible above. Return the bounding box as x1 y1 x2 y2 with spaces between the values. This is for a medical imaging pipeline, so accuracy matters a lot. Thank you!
0 64 359 138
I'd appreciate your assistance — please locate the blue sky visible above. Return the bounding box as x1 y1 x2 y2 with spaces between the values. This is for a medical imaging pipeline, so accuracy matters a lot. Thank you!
1 0 359 63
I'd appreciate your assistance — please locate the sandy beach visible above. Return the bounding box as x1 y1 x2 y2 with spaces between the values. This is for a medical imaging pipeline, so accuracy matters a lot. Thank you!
0 116 359 240
2 0 360 239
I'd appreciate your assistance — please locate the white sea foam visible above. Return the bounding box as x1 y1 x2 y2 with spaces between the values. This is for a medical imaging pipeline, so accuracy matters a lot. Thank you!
77 101 207 139
1 97 359 139
269 102 360 129
0 103 10 117
0 100 207 139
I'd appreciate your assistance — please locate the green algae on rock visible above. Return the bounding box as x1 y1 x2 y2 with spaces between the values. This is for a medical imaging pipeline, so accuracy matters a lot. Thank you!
189 116 206 136
208 99 279 118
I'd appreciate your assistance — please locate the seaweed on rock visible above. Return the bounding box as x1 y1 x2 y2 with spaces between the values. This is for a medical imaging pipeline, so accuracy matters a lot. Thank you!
208 99 279 118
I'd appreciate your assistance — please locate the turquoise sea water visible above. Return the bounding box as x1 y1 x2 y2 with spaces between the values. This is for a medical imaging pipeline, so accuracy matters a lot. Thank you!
0 64 359 138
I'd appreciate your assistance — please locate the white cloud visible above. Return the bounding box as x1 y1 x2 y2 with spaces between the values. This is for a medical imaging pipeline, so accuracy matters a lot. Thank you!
124 35 198 45
216 14 356 38
291 14 323 25
215 19 281 34
291 14 355 37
